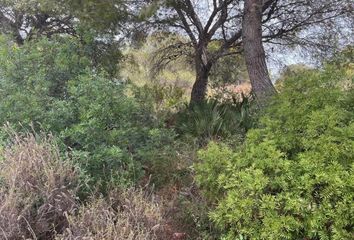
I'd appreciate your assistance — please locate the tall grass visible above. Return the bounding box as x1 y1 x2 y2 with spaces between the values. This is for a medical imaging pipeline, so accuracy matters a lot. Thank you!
0 131 80 239
56 188 164 240
0 130 168 240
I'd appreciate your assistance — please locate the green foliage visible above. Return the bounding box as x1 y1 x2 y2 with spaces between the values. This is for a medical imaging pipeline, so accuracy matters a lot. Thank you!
0 35 89 131
195 142 233 201
75 27 122 77
196 64 354 239
63 0 128 33
61 73 147 189
64 74 183 188
176 98 254 142
0 35 182 192
132 83 186 115
136 128 195 187
275 64 313 90
209 53 249 88
121 32 195 93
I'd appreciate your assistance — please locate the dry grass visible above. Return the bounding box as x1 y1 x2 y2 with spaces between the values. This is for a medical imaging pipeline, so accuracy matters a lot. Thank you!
56 188 165 240
0 131 176 240
0 131 80 240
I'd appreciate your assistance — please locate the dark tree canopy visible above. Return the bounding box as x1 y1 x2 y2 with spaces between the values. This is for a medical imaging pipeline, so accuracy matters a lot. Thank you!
0 0 76 44
0 0 129 44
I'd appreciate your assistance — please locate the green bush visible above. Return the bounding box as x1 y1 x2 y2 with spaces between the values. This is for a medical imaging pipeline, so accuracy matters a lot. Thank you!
195 142 233 202
0 35 183 191
61 73 147 187
196 65 354 239
175 98 254 142
63 73 189 189
0 35 90 132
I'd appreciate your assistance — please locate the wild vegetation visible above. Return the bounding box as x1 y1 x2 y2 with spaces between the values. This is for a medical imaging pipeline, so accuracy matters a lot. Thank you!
196 60 354 239
0 1 353 240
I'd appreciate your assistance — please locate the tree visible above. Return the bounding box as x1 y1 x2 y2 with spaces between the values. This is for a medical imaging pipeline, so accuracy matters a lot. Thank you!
0 0 129 77
242 0 276 105
0 0 75 45
141 0 248 103
0 0 128 45
139 0 353 104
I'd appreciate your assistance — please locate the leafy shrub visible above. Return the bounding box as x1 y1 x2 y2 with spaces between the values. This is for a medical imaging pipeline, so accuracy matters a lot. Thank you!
61 73 148 189
196 64 354 239
0 36 143 189
0 36 184 191
195 142 233 202
0 35 91 132
175 98 254 142
0 131 81 240
56 188 164 240
62 73 188 189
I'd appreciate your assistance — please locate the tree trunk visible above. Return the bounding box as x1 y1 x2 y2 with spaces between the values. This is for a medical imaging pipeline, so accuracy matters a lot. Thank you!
242 0 276 106
190 44 211 105
14 33 24 45
190 62 211 104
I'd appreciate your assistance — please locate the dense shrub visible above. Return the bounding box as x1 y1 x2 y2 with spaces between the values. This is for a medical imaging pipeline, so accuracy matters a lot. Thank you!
196 64 354 239
0 131 81 239
61 73 149 188
175 98 254 142
0 35 90 132
0 36 184 190
62 74 188 189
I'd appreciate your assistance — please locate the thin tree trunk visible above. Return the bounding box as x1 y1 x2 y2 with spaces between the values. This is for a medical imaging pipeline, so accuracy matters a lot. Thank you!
190 44 212 104
242 0 276 106
14 33 24 45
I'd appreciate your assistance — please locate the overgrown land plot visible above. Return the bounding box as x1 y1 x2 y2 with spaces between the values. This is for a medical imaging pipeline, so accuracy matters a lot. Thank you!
0 0 353 239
